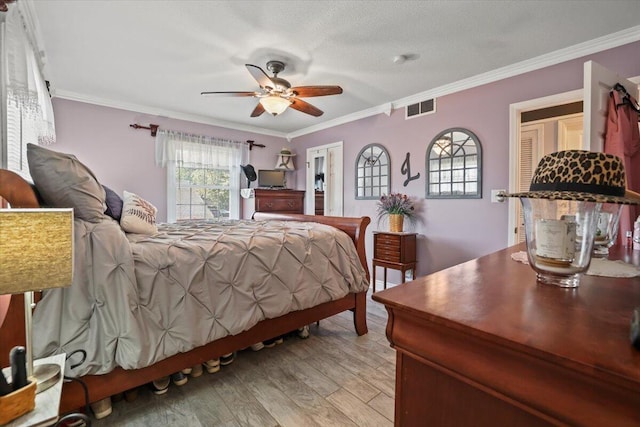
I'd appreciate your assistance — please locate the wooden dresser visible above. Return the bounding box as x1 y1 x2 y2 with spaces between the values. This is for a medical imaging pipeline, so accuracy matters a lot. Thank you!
254 189 305 214
372 244 640 427
372 232 416 292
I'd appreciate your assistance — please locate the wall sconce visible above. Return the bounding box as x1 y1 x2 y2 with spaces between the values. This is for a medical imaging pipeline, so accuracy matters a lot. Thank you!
0 208 74 393
275 147 296 171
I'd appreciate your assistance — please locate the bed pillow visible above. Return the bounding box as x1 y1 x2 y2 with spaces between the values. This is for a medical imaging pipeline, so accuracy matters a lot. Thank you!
120 191 158 234
103 185 123 221
27 143 106 222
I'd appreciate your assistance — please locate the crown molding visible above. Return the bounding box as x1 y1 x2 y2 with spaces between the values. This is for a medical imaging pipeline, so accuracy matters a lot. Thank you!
54 90 288 139
286 25 640 140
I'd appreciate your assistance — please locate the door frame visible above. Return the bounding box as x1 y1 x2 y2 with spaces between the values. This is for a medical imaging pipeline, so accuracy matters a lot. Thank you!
305 141 344 216
507 89 582 245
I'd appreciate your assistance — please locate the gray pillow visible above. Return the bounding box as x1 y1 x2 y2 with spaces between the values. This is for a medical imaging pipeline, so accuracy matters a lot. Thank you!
27 143 106 222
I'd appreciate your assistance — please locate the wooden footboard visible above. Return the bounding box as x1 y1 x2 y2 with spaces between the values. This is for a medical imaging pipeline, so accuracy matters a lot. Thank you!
0 169 371 414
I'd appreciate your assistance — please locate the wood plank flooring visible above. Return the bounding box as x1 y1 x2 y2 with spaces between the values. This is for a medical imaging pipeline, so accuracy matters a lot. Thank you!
91 290 395 426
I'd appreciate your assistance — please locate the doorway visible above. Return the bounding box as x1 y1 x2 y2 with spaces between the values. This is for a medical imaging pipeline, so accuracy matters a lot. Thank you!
305 141 343 216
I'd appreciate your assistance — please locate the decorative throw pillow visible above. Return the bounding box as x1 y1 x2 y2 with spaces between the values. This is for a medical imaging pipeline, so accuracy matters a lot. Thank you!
27 143 106 222
120 191 158 234
103 185 123 221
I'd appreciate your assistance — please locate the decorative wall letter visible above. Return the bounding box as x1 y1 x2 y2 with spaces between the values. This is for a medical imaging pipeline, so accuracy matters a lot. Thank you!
401 152 420 187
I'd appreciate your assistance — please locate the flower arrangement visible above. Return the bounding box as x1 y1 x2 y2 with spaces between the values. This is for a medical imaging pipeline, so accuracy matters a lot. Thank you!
376 193 415 223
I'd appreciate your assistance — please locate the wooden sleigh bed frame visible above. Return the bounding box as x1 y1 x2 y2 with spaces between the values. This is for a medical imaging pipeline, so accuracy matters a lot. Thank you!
0 169 370 414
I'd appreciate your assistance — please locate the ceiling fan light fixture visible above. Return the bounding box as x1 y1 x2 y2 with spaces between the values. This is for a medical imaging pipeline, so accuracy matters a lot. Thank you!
260 95 291 116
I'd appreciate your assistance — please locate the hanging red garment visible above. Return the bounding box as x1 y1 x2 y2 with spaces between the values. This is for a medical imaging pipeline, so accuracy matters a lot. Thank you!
603 89 640 246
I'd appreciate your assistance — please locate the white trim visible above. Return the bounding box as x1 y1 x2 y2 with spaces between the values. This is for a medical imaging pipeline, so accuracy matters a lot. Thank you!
507 89 582 246
46 26 640 141
291 25 640 139
53 90 289 139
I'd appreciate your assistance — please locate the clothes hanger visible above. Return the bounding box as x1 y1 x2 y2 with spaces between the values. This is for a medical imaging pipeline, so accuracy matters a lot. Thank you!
612 82 640 119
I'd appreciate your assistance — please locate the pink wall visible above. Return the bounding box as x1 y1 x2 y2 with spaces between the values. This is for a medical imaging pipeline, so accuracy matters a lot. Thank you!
51 41 640 280
291 41 640 277
51 99 286 221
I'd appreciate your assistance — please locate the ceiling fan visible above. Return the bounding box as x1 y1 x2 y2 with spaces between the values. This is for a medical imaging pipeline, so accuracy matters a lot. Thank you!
201 60 343 117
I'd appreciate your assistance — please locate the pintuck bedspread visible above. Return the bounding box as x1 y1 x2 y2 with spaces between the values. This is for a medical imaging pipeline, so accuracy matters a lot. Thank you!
32 218 369 377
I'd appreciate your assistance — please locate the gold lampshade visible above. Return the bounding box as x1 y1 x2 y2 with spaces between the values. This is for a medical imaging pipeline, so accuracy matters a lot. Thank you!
0 208 73 393
0 209 74 293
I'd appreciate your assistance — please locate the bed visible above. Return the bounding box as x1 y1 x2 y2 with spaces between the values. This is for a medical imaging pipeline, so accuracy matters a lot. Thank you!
0 166 370 414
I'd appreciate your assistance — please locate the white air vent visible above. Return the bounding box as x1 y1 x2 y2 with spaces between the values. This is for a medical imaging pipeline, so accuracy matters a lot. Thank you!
406 98 436 119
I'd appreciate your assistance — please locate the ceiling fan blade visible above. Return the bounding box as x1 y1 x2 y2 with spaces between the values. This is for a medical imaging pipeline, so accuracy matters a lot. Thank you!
250 102 265 117
291 86 343 97
201 91 257 97
290 99 323 117
246 64 275 90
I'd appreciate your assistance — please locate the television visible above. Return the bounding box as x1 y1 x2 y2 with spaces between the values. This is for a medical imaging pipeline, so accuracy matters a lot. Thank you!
258 170 286 188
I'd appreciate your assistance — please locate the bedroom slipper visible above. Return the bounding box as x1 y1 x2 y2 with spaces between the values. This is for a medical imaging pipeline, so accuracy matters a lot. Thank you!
90 397 112 419
220 352 235 366
263 337 284 348
171 372 188 386
151 376 170 395
250 342 265 351
190 363 204 377
204 359 221 373
297 325 310 339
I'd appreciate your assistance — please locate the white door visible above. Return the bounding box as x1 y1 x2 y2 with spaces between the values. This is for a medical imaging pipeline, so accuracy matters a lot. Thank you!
305 141 343 216
583 60 638 152
515 124 544 243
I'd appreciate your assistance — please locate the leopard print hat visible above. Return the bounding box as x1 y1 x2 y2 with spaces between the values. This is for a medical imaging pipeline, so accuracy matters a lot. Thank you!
504 150 640 205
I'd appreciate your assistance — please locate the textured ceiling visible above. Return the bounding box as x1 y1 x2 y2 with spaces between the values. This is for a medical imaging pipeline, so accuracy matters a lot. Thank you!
32 0 640 137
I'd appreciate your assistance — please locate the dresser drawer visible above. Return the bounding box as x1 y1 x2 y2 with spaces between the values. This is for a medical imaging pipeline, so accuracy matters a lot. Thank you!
374 248 401 262
253 189 305 214
256 198 302 212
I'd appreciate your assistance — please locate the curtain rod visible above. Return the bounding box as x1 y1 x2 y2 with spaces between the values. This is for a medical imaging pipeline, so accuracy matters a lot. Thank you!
128 123 266 150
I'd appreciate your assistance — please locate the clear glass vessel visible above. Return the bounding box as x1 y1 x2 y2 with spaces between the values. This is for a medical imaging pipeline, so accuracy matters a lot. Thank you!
521 198 601 288
592 204 622 258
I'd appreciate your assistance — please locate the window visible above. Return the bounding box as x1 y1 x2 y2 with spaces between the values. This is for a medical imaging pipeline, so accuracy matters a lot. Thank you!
1 6 56 179
355 143 390 199
155 130 248 222
426 128 482 199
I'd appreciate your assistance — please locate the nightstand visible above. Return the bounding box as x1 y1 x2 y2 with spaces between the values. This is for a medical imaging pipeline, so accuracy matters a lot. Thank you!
3 353 65 427
372 232 417 292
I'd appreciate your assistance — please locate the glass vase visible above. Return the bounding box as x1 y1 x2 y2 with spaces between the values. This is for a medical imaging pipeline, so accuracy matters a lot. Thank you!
521 198 601 288
592 204 622 258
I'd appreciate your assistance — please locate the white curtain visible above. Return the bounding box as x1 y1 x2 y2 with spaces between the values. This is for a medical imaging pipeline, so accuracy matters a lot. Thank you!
1 4 55 180
155 129 249 221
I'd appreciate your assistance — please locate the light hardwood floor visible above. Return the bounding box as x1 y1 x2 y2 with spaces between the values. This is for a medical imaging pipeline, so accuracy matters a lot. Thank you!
92 291 395 426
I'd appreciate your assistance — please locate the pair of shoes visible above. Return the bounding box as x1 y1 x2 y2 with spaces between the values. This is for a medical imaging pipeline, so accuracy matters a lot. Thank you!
190 364 204 377
90 397 112 419
220 352 235 366
250 342 265 351
263 337 284 348
151 376 170 395
297 325 310 339
171 372 188 386
181 367 192 375
204 359 220 373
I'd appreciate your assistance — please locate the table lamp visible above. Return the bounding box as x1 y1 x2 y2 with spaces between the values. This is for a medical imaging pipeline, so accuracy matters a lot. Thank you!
0 208 73 393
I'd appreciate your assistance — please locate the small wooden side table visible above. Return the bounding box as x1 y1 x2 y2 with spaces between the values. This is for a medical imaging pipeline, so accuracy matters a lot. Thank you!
372 232 417 292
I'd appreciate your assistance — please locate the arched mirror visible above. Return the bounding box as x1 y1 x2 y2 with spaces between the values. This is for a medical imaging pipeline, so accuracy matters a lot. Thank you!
355 143 390 199
426 128 482 199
